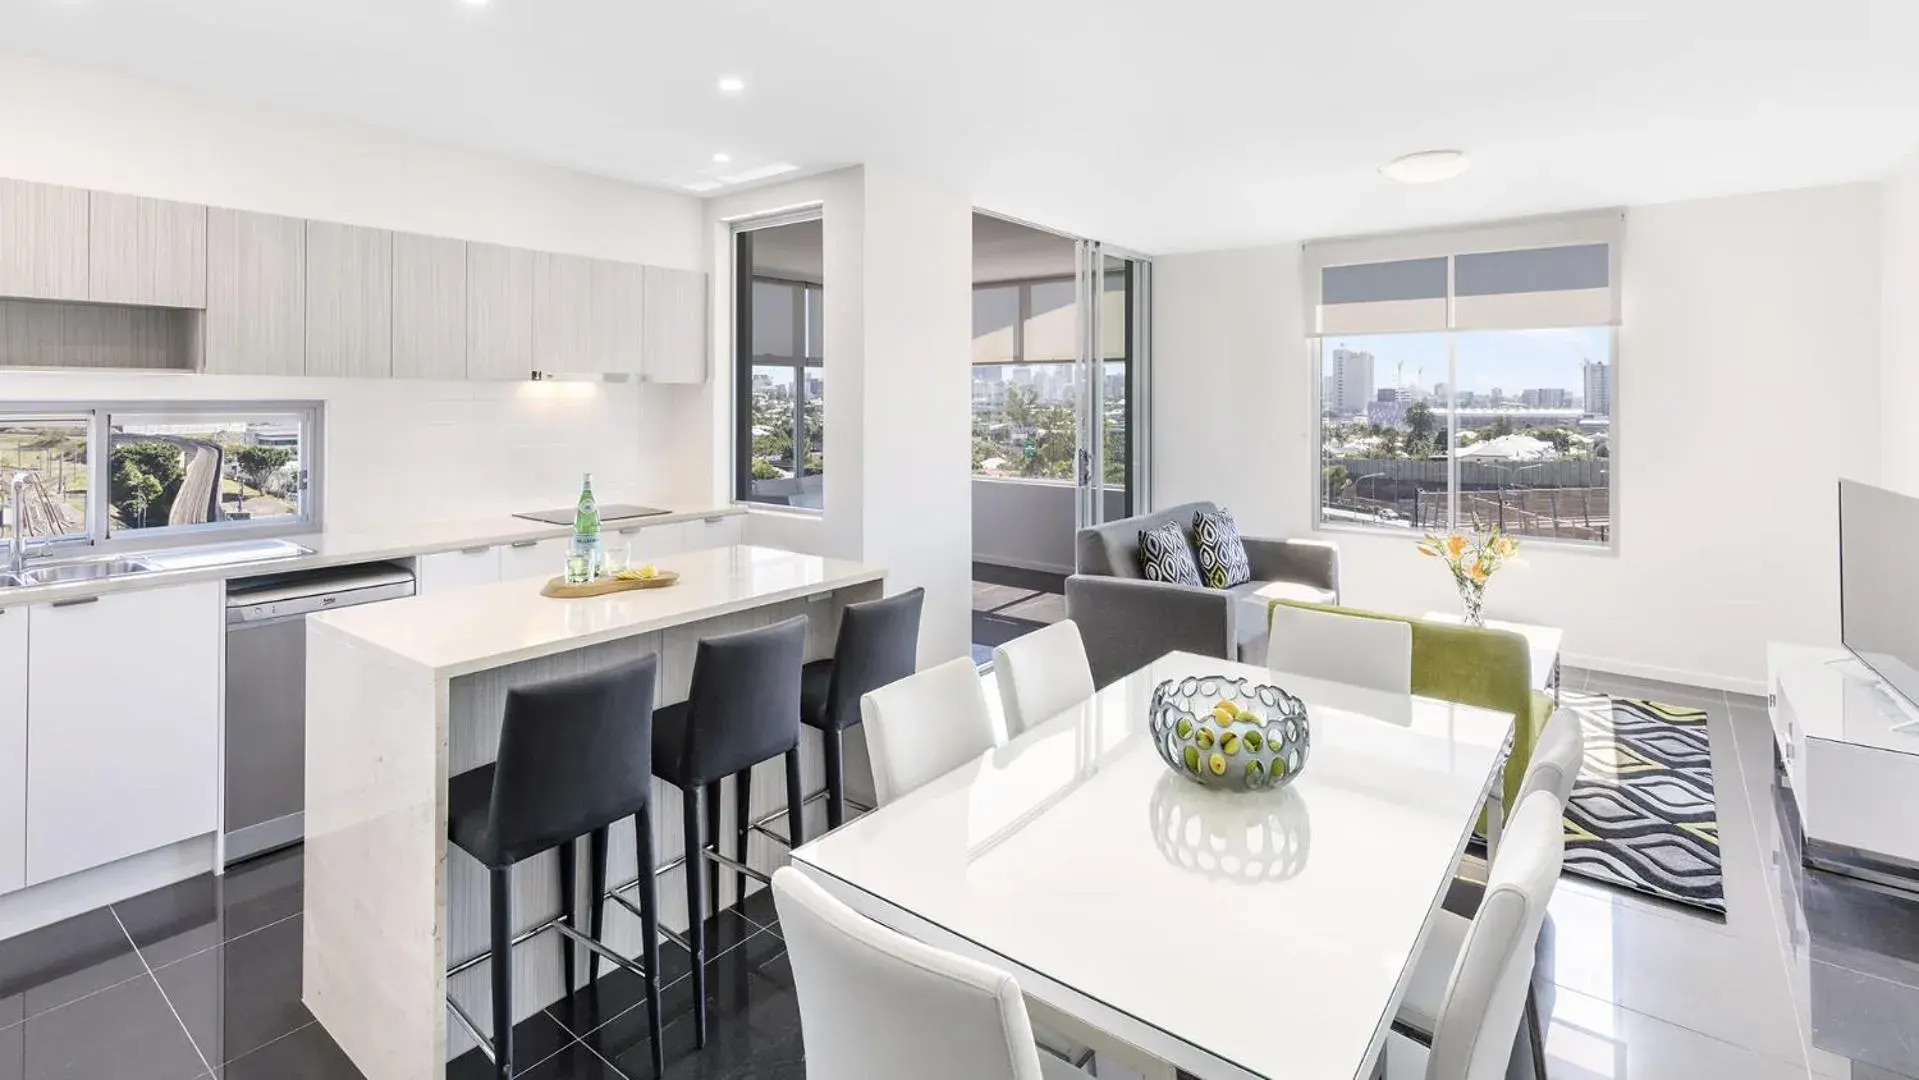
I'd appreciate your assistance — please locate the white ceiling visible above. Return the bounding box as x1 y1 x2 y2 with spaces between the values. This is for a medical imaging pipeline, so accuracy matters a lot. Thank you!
7 0 1919 252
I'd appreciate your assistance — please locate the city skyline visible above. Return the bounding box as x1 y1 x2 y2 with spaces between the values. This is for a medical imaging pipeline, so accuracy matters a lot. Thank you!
1320 327 1613 406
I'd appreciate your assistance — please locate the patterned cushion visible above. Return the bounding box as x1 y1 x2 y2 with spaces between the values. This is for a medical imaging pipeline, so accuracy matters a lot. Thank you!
1193 508 1252 589
1137 520 1202 586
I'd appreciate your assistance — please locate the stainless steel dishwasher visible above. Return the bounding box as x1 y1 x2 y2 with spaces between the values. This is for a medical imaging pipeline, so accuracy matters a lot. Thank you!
224 563 415 865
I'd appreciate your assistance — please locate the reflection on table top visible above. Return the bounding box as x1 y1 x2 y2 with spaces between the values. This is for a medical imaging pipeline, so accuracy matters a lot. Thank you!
793 651 1515 1080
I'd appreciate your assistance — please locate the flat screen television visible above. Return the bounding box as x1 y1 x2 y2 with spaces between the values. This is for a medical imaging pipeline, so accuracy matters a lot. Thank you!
1839 478 1919 709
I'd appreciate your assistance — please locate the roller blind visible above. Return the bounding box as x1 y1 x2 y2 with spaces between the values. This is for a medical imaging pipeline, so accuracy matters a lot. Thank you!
1304 210 1623 334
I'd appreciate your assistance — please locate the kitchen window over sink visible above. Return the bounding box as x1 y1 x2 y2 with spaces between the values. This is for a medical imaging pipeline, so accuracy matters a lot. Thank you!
1 401 322 554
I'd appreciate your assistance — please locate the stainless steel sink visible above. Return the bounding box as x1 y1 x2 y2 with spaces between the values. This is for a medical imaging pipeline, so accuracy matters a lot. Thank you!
21 557 157 585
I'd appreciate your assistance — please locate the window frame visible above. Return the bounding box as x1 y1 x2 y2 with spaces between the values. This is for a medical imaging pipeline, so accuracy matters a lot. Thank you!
1310 328 1619 554
0 400 324 555
732 210 826 511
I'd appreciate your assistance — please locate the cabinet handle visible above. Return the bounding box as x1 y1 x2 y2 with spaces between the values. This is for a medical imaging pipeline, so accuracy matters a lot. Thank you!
618 526 642 536
703 515 725 524
510 540 539 548
459 545 491 555
51 596 100 608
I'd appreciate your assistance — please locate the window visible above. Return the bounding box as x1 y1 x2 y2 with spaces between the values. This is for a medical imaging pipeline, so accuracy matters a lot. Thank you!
1317 330 1613 541
0 416 91 547
970 273 1131 489
734 216 825 509
1308 214 1621 546
0 403 319 551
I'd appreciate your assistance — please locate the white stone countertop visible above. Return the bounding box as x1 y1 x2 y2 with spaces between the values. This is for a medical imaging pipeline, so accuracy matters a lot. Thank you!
308 544 885 679
0 503 745 607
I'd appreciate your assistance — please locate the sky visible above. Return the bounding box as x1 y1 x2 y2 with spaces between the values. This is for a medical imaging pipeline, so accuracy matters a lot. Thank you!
1323 327 1612 395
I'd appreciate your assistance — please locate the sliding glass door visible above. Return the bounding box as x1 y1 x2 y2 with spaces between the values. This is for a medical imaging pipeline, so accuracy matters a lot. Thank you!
1074 241 1149 531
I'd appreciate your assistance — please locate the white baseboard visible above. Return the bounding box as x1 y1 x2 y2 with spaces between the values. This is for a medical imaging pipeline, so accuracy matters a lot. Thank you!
0 834 215 940
1562 652 1766 698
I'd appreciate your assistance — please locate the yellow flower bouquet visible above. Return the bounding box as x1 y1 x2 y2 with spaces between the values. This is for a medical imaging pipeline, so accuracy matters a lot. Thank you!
1415 526 1520 627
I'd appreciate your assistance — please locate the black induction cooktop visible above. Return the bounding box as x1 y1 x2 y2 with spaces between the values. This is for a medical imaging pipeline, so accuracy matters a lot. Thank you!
513 505 672 526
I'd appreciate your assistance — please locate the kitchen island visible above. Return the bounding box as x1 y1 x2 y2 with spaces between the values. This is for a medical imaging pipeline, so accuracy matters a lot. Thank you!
302 544 886 1080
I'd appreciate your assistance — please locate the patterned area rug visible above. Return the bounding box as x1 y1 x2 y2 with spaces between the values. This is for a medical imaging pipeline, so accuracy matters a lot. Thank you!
1560 692 1726 917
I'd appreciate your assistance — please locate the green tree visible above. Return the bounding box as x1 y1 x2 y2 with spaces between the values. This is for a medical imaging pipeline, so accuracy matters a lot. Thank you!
1483 415 1515 439
110 442 184 528
1404 402 1436 447
1322 464 1351 501
228 444 292 496
1523 426 1574 454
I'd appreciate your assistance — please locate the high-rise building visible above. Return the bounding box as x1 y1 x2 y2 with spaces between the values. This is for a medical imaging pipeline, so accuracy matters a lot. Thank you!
1583 360 1612 416
1490 387 1505 406
1331 348 1375 416
1520 388 1571 408
1322 375 1335 407
1376 387 1399 404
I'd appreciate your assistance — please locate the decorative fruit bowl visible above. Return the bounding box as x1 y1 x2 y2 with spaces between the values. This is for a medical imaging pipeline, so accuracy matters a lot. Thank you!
1149 674 1310 792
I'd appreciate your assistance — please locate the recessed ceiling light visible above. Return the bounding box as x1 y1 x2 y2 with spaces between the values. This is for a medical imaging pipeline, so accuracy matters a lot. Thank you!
1380 150 1470 184
459 0 488 6
717 75 746 94
712 152 732 164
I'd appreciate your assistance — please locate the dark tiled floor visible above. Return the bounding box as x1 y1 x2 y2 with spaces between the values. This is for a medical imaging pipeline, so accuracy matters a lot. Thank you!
0 845 799 1079
971 562 1068 664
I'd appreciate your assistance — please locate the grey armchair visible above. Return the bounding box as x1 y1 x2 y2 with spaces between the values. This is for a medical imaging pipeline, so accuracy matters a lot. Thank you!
1064 502 1340 687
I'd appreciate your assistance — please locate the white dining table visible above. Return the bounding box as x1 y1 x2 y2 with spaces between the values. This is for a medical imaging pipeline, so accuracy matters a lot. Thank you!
790 651 1515 1080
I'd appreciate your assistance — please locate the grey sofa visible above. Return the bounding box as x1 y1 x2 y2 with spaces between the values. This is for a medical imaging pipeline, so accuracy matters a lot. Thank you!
1064 502 1340 687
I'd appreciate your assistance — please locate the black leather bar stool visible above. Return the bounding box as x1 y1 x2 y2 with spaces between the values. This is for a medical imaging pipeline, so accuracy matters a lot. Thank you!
444 654 667 1080
794 587 924 830
649 614 809 1047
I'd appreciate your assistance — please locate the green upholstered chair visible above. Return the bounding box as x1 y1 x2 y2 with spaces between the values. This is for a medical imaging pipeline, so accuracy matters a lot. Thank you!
1268 598 1554 811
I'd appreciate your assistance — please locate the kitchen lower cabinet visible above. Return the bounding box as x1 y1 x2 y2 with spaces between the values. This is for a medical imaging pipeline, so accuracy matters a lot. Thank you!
679 514 743 551
0 605 26 896
25 582 222 886
417 545 503 594
616 521 684 562
499 537 570 582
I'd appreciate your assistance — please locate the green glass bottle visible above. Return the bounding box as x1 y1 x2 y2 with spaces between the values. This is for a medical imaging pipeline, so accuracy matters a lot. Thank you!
571 472 602 576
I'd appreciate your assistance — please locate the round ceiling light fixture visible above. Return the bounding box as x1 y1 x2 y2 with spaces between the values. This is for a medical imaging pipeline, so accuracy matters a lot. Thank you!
1380 149 1471 184
717 75 746 94
712 152 732 164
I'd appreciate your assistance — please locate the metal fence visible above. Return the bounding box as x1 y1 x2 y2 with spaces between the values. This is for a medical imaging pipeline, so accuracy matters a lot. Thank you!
1322 457 1611 540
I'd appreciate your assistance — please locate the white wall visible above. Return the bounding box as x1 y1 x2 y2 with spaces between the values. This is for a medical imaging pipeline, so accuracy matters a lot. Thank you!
858 168 974 663
1883 150 1919 496
1154 184 1885 691
0 55 711 529
702 167 974 664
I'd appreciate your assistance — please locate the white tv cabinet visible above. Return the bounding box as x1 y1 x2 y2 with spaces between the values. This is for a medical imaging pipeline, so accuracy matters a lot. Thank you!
1768 642 1919 887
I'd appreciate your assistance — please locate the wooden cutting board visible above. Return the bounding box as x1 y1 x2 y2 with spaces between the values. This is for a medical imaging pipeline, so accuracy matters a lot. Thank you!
539 570 680 598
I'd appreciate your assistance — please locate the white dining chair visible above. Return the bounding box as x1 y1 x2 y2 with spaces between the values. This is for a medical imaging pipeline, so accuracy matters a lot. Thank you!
1392 790 1567 1080
1520 706 1586 806
993 620 1097 740
1266 603 1413 694
860 656 998 805
773 867 1091 1080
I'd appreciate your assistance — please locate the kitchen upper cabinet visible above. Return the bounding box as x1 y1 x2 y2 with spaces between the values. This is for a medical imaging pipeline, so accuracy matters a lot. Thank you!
592 258 645 374
306 221 394 378
392 232 468 380
641 266 707 383
0 178 89 302
532 251 595 374
205 208 306 375
499 537 570 581
0 605 26 896
87 192 207 308
467 242 535 381
26 583 222 886
417 545 503 595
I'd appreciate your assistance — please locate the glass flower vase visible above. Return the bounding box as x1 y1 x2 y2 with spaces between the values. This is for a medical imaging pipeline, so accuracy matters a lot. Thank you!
1457 578 1487 628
